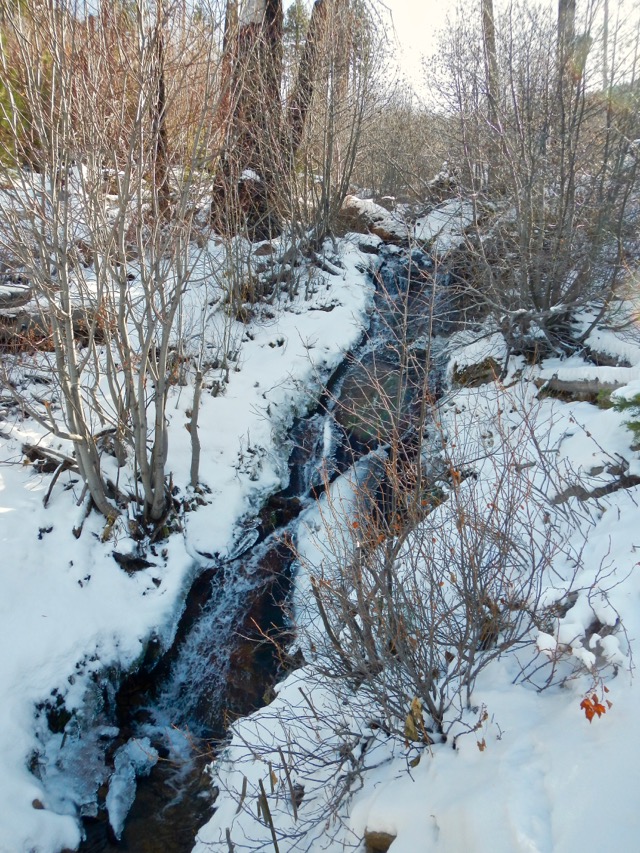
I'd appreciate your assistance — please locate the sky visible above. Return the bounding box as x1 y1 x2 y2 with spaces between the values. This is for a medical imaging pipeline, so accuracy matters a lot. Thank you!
384 0 451 82
379 0 640 97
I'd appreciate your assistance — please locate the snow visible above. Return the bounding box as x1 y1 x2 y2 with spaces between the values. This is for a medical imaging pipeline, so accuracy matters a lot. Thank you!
340 195 409 242
5 214 640 853
413 200 475 253
0 236 374 851
447 329 509 375
537 360 640 388
105 738 158 840
611 379 640 402
196 315 640 853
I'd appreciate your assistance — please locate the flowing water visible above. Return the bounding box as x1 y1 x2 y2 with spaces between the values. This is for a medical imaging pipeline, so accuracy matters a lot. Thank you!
74 241 451 851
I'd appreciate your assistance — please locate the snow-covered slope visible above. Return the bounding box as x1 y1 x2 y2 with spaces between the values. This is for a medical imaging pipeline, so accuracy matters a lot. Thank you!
0 237 374 852
196 325 640 853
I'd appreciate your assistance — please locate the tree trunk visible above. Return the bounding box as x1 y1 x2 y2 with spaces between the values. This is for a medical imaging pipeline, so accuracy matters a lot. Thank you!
557 0 576 72
212 0 339 240
481 0 499 130
481 0 499 187
211 0 284 240
288 0 330 154
152 1 170 219
602 0 609 91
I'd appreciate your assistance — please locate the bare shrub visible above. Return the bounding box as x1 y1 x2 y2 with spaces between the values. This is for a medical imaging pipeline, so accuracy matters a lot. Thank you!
0 1 227 525
434 0 640 355
296 403 562 738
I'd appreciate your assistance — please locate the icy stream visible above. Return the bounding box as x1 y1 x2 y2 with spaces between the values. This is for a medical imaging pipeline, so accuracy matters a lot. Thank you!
76 241 450 851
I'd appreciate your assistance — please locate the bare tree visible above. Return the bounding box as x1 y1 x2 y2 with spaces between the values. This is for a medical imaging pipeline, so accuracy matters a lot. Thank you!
0 0 229 527
211 0 379 241
211 0 285 239
481 0 500 177
287 261 564 737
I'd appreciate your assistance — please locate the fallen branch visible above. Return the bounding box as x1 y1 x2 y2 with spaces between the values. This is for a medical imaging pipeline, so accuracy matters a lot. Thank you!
23 442 78 474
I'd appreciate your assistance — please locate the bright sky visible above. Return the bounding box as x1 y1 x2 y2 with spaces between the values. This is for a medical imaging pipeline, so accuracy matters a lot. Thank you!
382 0 640 95
384 0 451 81
282 0 640 97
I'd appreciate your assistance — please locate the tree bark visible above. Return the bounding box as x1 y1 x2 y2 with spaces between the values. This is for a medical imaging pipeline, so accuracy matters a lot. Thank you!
212 0 340 239
602 0 609 91
481 0 499 187
152 1 170 219
557 0 576 72
481 0 499 130
288 0 330 154
211 0 284 240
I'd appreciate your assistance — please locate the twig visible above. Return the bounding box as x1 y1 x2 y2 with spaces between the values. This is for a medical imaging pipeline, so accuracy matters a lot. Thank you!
258 778 280 853
43 461 73 507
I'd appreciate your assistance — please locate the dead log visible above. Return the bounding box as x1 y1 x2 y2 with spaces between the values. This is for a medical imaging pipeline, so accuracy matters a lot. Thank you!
534 375 625 402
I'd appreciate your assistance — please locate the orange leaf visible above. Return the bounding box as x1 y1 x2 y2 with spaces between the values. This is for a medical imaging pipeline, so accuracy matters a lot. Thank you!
580 698 596 722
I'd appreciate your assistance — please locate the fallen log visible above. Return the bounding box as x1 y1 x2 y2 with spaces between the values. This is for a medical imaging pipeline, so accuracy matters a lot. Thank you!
534 371 634 402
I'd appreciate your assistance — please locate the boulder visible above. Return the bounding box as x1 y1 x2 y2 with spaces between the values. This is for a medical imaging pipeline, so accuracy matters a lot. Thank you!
452 356 501 387
337 196 408 243
0 281 32 310
0 304 112 352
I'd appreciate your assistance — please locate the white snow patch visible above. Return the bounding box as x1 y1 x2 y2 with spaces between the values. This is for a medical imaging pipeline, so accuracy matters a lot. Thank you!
413 200 475 252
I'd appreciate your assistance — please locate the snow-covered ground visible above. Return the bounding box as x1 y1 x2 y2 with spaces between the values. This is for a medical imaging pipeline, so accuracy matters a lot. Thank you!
413 200 475 253
196 319 640 853
0 236 374 852
4 206 640 853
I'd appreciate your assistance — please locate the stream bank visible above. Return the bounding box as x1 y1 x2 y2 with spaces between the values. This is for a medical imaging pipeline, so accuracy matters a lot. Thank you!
72 235 453 851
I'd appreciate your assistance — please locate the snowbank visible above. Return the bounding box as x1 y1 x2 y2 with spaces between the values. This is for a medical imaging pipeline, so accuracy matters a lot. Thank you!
197 320 640 853
0 238 374 852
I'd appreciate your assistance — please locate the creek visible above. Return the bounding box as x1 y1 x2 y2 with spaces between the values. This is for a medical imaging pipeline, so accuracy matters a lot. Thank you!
73 240 452 852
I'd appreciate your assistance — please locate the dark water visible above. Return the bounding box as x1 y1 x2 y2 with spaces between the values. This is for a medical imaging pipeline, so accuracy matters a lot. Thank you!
75 242 450 852
79 519 302 851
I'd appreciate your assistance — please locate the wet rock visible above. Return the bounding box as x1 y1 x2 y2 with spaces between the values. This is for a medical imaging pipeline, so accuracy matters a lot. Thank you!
357 234 383 254
335 356 411 447
258 495 302 536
